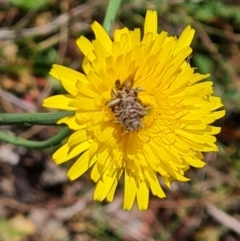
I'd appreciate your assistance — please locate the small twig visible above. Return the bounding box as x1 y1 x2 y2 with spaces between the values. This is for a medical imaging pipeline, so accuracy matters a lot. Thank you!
201 23 240 43
193 21 237 84
57 24 68 64
0 88 36 112
206 203 240 235
20 125 47 140
0 1 103 40
54 192 93 220
12 7 39 30
1 8 16 27
0 198 29 212
36 81 53 108
205 165 240 189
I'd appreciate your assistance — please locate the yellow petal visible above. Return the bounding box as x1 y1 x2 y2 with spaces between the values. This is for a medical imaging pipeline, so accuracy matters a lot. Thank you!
107 170 123 202
68 150 97 180
145 169 166 198
53 140 91 164
186 157 206 168
123 170 137 210
93 166 117 201
129 28 141 47
173 25 195 55
70 98 99 111
91 21 112 51
144 10 158 35
76 36 95 61
106 179 118 202
43 95 77 111
97 125 115 142
76 81 97 98
114 27 129 43
91 144 112 182
123 132 138 161
57 116 85 130
50 64 87 96
207 110 226 120
136 180 149 210
68 129 89 146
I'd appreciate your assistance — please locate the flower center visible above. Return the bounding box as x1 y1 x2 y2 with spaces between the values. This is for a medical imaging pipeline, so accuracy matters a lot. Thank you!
107 79 149 132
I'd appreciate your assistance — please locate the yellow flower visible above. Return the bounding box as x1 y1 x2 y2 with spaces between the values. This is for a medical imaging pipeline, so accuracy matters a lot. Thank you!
43 10 225 210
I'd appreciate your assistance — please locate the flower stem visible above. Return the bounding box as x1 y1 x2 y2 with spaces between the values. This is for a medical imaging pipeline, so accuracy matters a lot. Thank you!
0 127 71 149
0 111 73 148
103 0 123 34
0 111 74 126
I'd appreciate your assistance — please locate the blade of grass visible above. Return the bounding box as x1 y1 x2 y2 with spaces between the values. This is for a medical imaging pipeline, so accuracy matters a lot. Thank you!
103 0 123 34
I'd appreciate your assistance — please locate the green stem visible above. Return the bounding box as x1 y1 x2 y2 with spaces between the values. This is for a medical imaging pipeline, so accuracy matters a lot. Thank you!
103 0 123 34
0 127 71 149
0 111 73 148
0 111 74 126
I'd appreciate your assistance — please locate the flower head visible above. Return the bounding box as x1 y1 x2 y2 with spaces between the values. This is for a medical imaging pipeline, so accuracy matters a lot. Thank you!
43 10 225 210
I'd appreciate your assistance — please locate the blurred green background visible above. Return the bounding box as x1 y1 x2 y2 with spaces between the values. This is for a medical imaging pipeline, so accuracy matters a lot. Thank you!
0 0 240 240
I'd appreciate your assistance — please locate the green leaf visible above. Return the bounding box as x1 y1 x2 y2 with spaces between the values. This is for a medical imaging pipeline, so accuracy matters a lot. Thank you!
9 0 49 10
193 54 214 75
